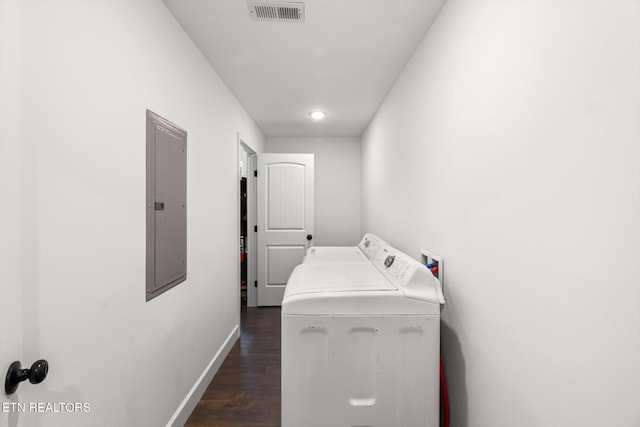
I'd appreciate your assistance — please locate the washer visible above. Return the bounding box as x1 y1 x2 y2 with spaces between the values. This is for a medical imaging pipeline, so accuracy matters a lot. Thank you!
302 233 386 264
282 246 444 427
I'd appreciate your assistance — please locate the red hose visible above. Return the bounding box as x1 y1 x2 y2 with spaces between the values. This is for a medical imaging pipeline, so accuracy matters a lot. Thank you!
440 353 450 427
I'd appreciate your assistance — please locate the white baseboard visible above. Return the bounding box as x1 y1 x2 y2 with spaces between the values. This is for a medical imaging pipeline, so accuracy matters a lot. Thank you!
166 325 240 427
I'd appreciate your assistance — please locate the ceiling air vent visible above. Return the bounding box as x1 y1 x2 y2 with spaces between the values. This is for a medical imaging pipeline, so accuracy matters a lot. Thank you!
248 1 305 22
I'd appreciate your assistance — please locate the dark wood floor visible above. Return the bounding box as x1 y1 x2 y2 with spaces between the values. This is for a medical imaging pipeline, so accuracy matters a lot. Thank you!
185 306 281 427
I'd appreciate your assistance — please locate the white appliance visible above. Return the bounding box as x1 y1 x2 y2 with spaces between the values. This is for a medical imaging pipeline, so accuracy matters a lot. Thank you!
282 246 445 427
302 232 386 263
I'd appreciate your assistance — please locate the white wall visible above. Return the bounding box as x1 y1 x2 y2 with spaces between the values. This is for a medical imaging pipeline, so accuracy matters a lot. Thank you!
0 1 264 426
266 137 361 246
362 1 640 426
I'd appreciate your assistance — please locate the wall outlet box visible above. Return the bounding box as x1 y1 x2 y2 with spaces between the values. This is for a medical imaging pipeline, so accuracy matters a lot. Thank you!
420 249 443 288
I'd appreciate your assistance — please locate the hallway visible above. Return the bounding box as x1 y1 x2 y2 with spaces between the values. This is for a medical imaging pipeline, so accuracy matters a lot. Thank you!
1 2 638 426
186 307 281 427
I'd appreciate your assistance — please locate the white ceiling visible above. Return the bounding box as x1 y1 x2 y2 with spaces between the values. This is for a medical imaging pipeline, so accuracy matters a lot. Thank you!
163 0 445 137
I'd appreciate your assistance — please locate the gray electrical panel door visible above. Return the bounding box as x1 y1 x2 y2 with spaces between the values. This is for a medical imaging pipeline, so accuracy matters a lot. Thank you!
146 110 187 301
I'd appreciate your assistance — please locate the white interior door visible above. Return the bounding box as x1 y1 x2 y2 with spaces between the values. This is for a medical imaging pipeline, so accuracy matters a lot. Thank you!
1 1 26 420
256 153 314 306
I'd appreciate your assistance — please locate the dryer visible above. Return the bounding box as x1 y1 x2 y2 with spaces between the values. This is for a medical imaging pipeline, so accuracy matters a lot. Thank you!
282 246 445 427
302 232 386 264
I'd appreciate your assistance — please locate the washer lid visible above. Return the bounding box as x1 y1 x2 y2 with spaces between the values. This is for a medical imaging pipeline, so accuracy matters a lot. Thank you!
284 262 396 298
283 262 440 315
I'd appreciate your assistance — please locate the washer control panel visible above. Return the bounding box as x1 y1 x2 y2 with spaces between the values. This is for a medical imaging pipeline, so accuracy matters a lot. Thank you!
374 247 417 287
373 245 445 304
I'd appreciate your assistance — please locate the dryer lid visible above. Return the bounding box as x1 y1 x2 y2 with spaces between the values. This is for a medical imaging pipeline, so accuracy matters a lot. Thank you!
304 246 368 263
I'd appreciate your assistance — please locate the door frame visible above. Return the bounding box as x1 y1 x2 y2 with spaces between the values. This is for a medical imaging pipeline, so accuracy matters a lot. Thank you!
0 0 25 387
237 133 258 307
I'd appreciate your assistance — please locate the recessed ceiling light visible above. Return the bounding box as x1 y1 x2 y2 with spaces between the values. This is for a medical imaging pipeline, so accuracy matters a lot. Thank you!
309 111 326 120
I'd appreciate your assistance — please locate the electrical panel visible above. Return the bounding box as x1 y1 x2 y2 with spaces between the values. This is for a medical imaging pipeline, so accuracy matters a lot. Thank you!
146 110 187 301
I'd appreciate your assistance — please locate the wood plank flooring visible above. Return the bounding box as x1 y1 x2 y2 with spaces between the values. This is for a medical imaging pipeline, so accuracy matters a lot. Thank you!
185 306 281 427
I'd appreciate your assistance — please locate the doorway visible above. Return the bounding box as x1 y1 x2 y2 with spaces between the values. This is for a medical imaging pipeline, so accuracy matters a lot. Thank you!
239 146 315 307
238 134 257 307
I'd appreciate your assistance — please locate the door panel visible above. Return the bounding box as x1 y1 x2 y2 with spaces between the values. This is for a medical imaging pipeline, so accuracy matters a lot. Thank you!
257 154 314 306
266 163 306 230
